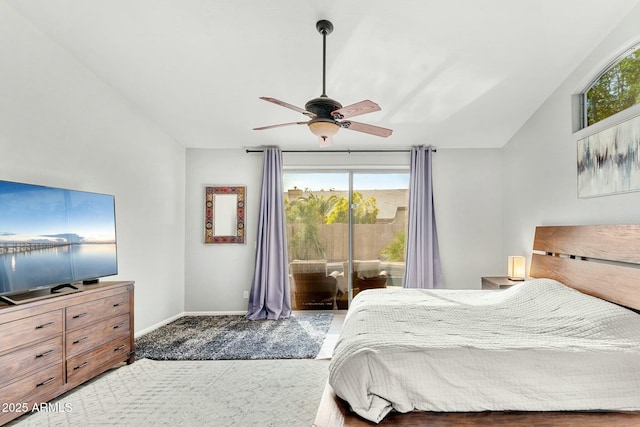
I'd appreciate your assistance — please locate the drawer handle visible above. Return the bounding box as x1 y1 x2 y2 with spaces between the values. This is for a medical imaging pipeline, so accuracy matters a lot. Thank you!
114 344 126 352
35 349 55 359
73 336 89 345
35 321 55 330
72 312 89 319
113 322 126 330
73 361 89 370
36 377 56 387
113 302 125 307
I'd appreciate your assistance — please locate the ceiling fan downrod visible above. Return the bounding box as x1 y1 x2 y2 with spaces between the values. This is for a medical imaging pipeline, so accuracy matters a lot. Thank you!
316 20 333 97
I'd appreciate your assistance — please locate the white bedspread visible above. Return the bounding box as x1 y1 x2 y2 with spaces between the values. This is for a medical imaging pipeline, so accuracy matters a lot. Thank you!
328 279 640 423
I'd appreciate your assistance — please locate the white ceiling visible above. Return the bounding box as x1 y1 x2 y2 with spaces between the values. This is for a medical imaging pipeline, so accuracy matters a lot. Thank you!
5 0 639 150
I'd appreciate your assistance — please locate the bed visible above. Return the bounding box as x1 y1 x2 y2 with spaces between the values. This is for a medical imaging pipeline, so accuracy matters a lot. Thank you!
314 225 640 426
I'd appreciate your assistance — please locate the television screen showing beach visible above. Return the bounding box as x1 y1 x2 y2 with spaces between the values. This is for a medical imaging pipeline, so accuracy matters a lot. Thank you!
0 181 117 293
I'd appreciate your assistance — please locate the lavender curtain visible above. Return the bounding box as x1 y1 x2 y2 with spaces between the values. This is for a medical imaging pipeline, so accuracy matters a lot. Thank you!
247 147 292 320
403 145 444 289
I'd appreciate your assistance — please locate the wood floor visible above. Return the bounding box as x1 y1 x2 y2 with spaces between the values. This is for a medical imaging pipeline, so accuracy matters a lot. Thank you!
313 383 640 427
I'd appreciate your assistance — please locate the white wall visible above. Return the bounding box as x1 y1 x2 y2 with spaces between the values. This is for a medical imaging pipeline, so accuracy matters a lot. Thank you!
0 3 186 332
434 149 504 287
184 148 503 310
502 3 640 271
184 149 263 311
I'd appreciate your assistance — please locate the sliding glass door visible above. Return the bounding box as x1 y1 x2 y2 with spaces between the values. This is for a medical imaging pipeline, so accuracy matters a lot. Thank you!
284 170 409 310
351 172 409 296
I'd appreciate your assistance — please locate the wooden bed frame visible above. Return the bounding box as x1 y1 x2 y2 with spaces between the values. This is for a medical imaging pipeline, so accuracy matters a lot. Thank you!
314 225 640 426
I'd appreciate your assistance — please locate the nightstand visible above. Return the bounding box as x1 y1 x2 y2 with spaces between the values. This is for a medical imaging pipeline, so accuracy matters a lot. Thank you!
481 276 522 290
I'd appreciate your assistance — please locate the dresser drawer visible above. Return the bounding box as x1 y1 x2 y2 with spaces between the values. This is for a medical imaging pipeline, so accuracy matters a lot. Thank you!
66 313 130 358
0 336 62 387
2 362 63 404
0 281 134 426
0 310 63 354
66 336 130 387
66 291 130 331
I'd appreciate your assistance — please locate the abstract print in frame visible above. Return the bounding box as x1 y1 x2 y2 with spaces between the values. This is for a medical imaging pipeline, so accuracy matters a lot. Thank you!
577 114 640 198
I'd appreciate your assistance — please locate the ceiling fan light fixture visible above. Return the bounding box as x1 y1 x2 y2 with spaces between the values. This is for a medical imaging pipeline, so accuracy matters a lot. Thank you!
253 19 393 145
308 119 340 138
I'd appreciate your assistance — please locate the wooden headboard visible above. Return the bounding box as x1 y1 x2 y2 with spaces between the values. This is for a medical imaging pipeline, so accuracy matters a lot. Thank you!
530 225 640 311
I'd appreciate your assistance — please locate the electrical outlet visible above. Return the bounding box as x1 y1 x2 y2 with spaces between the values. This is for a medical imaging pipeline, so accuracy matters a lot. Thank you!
243 291 249 299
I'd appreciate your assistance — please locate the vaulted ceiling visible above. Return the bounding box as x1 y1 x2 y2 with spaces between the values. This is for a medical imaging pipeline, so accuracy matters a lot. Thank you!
5 0 639 150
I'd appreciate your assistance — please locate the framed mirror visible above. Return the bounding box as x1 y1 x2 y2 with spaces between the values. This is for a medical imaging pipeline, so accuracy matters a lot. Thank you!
204 185 246 244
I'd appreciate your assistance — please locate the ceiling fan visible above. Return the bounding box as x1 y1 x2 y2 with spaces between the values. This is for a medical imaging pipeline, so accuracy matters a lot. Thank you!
253 20 393 147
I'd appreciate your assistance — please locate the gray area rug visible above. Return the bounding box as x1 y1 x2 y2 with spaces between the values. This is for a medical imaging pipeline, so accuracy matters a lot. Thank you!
9 358 330 427
135 314 333 360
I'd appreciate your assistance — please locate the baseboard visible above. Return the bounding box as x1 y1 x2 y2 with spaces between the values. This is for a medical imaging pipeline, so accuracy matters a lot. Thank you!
134 311 248 338
184 311 248 316
135 312 184 338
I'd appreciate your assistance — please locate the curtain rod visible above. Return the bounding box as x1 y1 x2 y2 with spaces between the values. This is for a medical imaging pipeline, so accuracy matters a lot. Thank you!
245 148 436 153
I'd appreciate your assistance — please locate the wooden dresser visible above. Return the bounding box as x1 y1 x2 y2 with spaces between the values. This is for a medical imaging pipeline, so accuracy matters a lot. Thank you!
0 281 134 425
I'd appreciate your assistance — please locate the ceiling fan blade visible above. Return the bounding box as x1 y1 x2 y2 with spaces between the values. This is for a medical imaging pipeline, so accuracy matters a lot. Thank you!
253 122 307 131
259 97 316 118
341 121 393 138
318 135 333 147
332 100 381 119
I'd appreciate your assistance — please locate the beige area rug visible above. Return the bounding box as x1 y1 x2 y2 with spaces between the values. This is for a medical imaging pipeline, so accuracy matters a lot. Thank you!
9 358 330 427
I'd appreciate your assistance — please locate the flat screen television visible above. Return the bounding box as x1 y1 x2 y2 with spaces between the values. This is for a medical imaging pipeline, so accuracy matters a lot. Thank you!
0 180 117 305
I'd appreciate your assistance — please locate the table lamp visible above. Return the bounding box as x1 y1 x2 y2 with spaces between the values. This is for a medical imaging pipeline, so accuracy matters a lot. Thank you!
507 256 526 281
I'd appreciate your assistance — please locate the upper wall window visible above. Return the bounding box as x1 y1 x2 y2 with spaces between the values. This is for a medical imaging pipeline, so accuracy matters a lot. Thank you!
584 44 640 127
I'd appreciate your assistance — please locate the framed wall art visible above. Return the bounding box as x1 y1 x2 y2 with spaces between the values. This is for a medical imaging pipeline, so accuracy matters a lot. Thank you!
577 114 640 198
204 185 246 244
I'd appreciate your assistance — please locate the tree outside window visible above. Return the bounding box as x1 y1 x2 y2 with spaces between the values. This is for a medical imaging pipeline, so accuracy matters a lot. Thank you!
585 46 640 127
